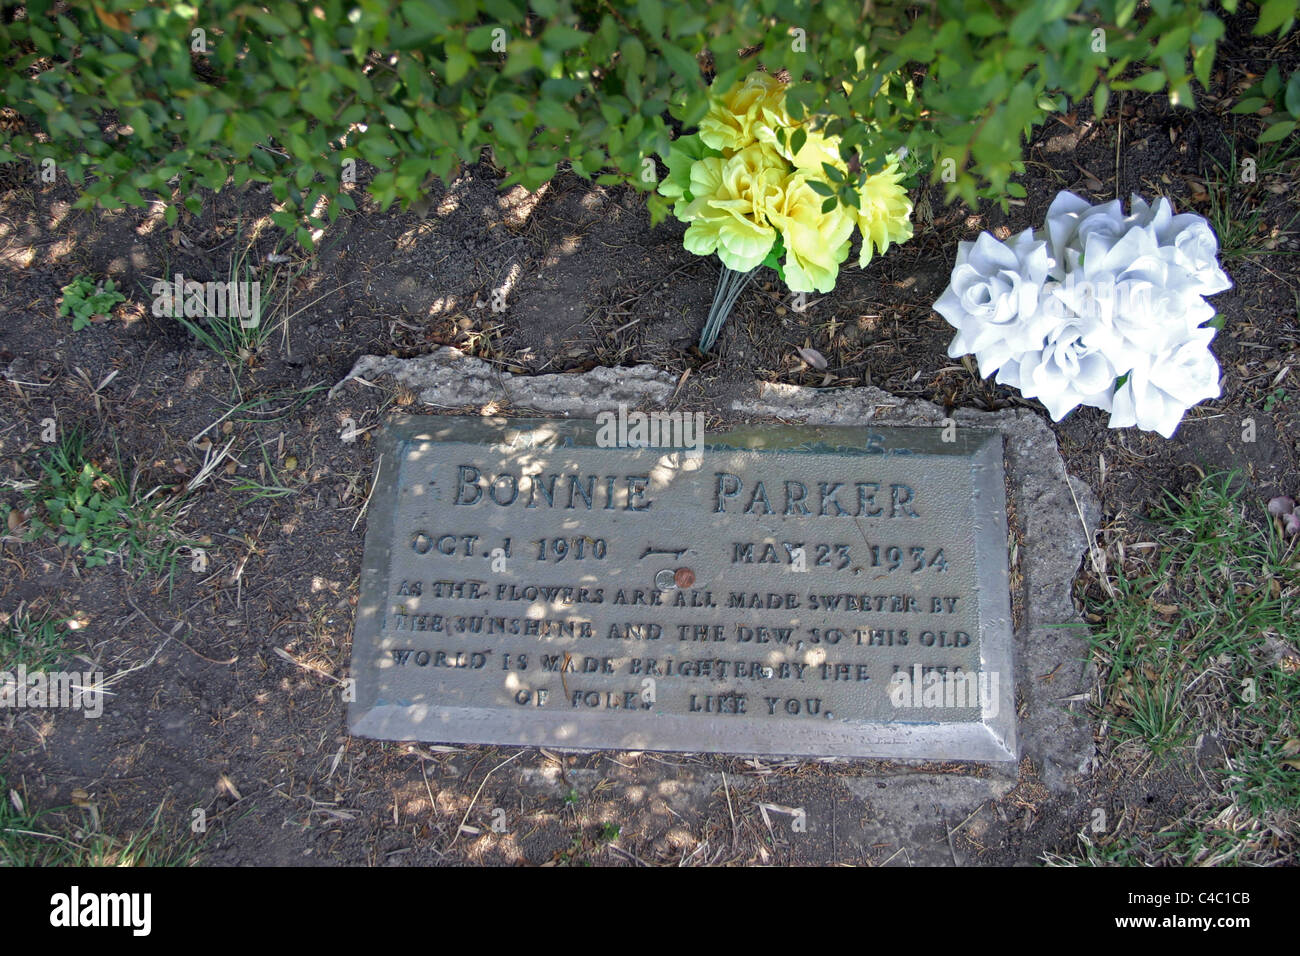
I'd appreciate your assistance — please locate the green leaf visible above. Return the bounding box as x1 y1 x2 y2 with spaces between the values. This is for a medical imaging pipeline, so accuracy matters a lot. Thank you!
1231 97 1270 115
445 45 474 84
542 25 588 51
790 127 807 157
965 14 1003 37
399 1 446 44
820 196 838 214
1258 120 1296 143
1263 64 1282 99
1286 72 1300 118
1123 70 1166 93
483 0 519 22
1193 43 1215 92
621 37 646 77
638 0 664 39
1093 83 1110 119
1254 0 1295 35
196 112 226 143
382 103 414 131
660 43 699 80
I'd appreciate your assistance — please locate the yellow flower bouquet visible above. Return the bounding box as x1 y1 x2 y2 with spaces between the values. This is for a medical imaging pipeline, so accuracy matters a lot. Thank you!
659 72 915 350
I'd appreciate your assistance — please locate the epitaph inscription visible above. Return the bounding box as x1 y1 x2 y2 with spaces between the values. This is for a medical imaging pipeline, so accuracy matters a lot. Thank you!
348 417 1017 761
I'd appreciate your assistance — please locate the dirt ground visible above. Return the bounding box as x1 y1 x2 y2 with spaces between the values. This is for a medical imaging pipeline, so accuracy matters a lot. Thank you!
1 19 1297 866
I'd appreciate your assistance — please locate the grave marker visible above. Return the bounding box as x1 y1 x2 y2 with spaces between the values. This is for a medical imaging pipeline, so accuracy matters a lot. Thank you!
348 416 1016 761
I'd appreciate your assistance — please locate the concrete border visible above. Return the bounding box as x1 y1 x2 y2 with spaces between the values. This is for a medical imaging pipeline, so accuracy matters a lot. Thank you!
335 348 1100 792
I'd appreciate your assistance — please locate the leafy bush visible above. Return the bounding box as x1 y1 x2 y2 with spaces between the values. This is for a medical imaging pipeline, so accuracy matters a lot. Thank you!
1231 63 1300 144
1 1 1292 246
58 275 126 330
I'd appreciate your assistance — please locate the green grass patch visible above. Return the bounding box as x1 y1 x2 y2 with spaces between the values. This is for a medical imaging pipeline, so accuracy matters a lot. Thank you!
1073 472 1300 864
58 274 126 331
16 429 197 584
0 768 199 867
0 603 68 672
151 229 344 380
1205 134 1300 260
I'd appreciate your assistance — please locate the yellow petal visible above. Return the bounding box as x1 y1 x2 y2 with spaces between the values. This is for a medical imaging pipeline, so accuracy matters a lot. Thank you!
681 146 784 272
855 160 913 267
700 72 789 153
766 172 855 292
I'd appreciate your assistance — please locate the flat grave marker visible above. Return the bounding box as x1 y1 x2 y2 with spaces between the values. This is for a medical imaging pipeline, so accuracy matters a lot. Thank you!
348 416 1016 762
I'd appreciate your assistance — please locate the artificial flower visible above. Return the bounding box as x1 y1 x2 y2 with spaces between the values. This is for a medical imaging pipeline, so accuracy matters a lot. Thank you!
679 144 786 272
657 70 916 349
698 72 788 154
1108 326 1222 438
996 316 1119 421
1128 195 1231 293
656 134 715 219
936 229 1054 371
936 190 1232 437
1050 257 1215 356
854 159 914 268
765 127 847 174
1161 218 1233 295
765 170 856 293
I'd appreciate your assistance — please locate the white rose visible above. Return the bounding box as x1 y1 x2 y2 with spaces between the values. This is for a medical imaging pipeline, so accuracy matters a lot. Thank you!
1128 194 1231 296
1042 191 1093 275
1108 326 1221 437
1161 220 1232 296
1049 253 1215 358
934 190 1231 434
1072 199 1130 255
996 315 1119 421
935 229 1055 374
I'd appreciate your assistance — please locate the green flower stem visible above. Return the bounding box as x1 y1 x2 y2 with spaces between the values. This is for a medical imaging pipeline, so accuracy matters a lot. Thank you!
700 262 758 352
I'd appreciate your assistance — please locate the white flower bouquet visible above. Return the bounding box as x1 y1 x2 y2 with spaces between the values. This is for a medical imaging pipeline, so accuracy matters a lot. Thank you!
935 191 1232 438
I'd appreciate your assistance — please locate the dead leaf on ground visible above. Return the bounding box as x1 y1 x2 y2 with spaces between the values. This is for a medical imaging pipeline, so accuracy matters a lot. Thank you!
795 346 827 370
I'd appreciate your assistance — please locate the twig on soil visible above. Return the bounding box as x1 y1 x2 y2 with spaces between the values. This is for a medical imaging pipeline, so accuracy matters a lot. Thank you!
607 842 650 866
722 770 737 851
272 646 345 686
186 438 235 492
879 845 908 866
1065 475 1114 600
327 374 379 401
669 367 691 406
420 759 438 823
125 593 236 665
352 453 382 532
446 749 524 851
